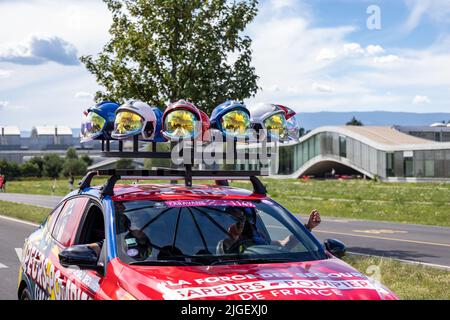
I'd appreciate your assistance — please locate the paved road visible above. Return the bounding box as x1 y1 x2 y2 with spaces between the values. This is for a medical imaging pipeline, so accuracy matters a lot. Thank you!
0 193 61 208
0 215 37 300
0 192 449 300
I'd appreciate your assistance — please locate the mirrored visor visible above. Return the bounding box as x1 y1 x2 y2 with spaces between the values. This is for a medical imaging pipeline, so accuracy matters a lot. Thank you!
287 116 300 140
263 112 288 141
164 110 198 139
113 111 144 137
220 110 251 137
81 112 106 140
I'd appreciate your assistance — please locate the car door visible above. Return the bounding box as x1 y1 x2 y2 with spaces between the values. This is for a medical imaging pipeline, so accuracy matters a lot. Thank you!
67 199 108 300
21 197 90 300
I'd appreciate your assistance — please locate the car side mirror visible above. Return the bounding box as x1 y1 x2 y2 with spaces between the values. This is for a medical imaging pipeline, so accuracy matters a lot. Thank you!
324 238 346 259
59 244 99 270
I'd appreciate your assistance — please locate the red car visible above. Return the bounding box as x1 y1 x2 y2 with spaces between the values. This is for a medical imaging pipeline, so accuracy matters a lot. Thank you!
17 170 397 300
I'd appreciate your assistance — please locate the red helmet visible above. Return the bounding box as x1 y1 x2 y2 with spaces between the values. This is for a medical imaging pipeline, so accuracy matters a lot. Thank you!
162 99 210 141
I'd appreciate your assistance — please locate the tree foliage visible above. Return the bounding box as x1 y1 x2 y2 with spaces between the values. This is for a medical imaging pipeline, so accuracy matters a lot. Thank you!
43 154 64 179
81 0 260 114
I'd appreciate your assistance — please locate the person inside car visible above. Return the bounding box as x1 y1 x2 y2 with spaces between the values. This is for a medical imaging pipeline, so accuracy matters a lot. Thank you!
216 207 321 254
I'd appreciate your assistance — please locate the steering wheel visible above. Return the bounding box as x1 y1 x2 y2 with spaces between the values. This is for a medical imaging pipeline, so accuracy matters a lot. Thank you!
225 239 256 254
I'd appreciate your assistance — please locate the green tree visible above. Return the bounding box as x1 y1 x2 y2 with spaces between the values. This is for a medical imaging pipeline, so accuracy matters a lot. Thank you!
21 161 41 177
116 158 135 169
80 0 259 114
346 116 364 126
80 154 93 167
0 159 21 180
29 156 44 177
66 147 78 160
63 159 88 177
43 154 63 179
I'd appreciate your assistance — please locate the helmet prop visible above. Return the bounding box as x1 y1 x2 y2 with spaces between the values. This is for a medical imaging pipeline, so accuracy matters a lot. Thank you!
81 101 120 143
111 100 165 141
210 100 251 138
247 103 289 142
162 99 210 141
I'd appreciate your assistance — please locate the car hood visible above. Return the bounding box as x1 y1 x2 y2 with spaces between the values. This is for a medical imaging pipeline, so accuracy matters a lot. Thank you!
116 258 398 300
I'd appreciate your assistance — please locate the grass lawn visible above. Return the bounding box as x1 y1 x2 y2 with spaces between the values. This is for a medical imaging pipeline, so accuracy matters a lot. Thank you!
0 200 50 224
233 179 450 227
5 177 450 226
344 255 450 300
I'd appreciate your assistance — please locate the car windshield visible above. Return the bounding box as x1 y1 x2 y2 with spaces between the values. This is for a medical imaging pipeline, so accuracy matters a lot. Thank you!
113 199 326 266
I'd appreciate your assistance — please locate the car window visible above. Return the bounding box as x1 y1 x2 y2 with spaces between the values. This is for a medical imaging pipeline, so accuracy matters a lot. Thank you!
44 202 65 232
114 199 326 265
51 198 89 247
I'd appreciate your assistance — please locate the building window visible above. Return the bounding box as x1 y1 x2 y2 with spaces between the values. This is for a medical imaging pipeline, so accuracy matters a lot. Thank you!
386 153 395 177
425 160 435 177
404 157 414 177
339 135 347 158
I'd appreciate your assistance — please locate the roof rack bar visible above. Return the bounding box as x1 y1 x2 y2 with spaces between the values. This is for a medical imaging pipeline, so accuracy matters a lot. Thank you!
78 168 268 197
78 171 98 193
101 175 120 197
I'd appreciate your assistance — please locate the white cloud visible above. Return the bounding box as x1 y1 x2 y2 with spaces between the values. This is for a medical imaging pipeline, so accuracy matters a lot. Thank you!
403 0 450 32
0 35 79 66
312 82 334 93
75 91 94 99
373 55 401 64
0 101 9 110
412 95 431 104
0 69 11 79
343 43 365 57
316 48 337 61
366 45 385 56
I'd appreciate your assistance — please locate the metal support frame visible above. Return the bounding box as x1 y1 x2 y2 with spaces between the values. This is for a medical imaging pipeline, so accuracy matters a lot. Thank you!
90 137 270 197
79 169 267 197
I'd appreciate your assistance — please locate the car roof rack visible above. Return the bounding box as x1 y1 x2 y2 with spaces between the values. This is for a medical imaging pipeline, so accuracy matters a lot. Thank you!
78 168 268 197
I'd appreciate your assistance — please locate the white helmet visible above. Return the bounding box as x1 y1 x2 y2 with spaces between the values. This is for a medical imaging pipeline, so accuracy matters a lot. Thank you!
247 103 288 142
111 100 162 141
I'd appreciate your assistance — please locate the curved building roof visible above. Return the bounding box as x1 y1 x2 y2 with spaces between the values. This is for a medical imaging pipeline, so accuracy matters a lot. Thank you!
274 125 450 180
300 125 450 151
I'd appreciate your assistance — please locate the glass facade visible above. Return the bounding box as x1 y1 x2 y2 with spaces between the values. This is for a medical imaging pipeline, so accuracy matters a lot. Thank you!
274 131 450 180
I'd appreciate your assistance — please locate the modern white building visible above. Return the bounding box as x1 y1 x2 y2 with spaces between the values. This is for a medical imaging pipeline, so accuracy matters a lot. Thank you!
271 126 450 181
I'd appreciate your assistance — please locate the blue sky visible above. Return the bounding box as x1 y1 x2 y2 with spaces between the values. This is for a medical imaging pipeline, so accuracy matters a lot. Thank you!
0 0 449 129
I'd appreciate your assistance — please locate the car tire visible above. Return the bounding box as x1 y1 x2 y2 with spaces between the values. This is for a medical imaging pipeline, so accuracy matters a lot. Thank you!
19 287 32 300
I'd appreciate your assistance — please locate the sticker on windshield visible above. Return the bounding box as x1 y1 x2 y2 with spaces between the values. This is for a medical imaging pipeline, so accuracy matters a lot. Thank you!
165 200 256 208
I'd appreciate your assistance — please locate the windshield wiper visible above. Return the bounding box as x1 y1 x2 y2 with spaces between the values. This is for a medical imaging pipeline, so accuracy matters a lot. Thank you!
129 259 204 266
210 257 299 266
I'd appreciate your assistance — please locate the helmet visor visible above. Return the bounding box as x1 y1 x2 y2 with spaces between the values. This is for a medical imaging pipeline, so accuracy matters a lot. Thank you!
287 116 300 140
220 110 251 137
263 113 288 141
113 111 144 138
81 112 106 141
164 110 198 139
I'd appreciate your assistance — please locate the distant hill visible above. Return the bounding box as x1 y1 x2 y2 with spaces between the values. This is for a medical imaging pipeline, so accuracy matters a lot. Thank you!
298 111 450 130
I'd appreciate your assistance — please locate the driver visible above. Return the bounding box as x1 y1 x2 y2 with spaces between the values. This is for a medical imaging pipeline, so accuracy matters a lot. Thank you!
216 207 321 254
88 212 152 261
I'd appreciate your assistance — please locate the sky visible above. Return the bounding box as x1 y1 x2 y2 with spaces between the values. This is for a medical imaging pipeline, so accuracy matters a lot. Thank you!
0 0 449 129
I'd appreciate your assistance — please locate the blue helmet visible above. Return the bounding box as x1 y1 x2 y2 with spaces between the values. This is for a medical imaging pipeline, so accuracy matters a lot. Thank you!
210 100 251 138
81 101 120 142
152 107 166 142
